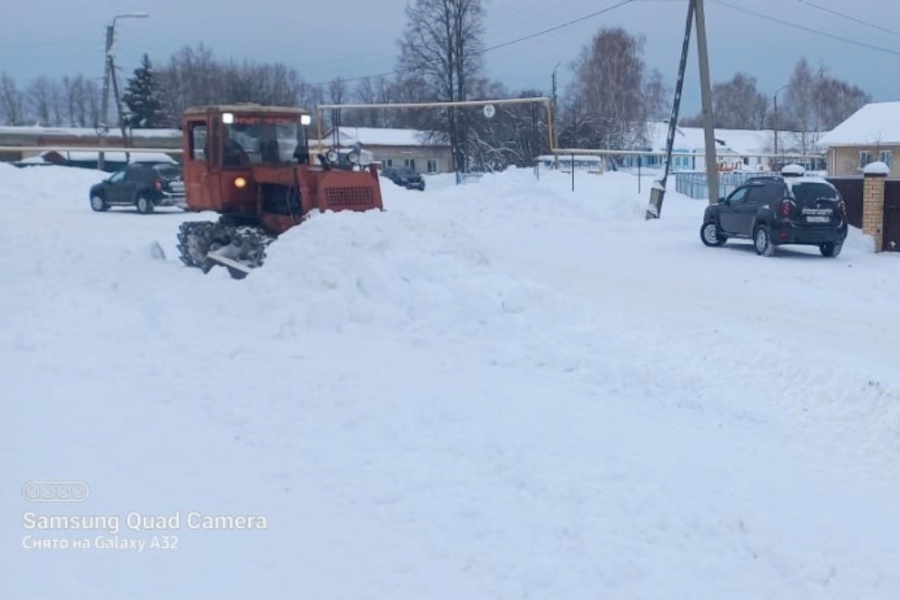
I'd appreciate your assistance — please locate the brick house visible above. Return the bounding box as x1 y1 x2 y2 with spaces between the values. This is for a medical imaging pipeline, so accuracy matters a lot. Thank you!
818 101 900 177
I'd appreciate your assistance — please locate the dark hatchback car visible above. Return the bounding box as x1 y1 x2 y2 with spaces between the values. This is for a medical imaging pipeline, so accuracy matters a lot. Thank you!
382 166 426 190
700 170 848 257
89 162 186 214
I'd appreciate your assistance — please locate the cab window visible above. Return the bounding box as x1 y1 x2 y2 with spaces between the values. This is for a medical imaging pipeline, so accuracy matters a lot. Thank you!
189 122 207 161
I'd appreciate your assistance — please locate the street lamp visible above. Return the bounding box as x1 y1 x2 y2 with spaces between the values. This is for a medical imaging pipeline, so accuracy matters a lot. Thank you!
98 12 149 170
773 84 789 163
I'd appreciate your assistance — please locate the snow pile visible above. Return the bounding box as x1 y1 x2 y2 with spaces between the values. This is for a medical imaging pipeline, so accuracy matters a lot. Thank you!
3 162 900 600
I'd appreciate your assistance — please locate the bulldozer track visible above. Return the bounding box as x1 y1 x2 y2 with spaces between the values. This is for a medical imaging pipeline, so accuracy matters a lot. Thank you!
177 220 275 279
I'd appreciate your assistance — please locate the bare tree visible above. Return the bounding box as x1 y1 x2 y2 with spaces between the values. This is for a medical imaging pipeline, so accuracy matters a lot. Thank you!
682 72 767 129
0 73 27 125
784 57 820 154
714 73 767 129
811 65 870 131
61 75 97 127
397 0 486 171
354 77 381 127
643 68 669 123
559 27 653 151
27 77 55 125
466 82 550 170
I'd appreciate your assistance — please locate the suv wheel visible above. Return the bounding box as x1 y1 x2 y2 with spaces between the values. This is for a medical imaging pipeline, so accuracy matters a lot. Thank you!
90 194 108 212
819 242 843 257
753 224 775 256
136 194 154 214
700 221 727 247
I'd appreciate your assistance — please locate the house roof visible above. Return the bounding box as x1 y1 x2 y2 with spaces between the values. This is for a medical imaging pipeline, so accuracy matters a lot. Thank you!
43 150 177 163
326 126 446 147
644 122 825 155
0 125 181 138
817 101 900 147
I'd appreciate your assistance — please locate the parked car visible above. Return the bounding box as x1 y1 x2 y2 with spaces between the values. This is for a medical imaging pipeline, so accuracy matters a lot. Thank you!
381 166 426 190
699 166 848 257
89 162 186 213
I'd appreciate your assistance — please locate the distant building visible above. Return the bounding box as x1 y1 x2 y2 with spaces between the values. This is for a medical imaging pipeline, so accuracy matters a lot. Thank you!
817 101 900 177
18 150 177 171
0 125 181 169
625 122 826 172
316 126 453 173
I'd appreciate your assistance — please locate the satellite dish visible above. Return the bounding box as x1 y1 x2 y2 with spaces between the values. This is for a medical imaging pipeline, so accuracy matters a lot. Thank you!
483 104 496 119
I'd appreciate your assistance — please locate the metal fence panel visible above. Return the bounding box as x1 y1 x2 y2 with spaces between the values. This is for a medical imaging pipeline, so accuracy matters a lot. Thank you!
675 171 777 200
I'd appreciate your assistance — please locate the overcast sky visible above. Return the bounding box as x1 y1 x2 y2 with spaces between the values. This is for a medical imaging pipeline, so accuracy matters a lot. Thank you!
2 0 899 116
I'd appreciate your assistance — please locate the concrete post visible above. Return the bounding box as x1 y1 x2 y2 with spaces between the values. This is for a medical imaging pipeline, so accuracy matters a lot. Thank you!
862 161 889 252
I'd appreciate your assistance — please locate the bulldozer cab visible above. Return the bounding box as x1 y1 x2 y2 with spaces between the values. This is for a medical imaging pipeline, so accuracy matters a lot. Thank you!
181 105 312 210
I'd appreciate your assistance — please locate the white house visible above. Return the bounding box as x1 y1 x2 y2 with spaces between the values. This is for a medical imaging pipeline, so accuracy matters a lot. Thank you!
625 122 826 172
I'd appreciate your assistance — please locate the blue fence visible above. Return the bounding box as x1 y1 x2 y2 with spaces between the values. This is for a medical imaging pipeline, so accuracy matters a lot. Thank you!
675 171 777 200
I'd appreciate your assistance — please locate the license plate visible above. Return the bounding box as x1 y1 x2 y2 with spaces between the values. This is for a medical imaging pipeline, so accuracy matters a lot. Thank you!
806 215 830 223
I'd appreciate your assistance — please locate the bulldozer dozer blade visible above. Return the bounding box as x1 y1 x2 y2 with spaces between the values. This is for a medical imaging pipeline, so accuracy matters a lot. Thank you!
206 249 253 276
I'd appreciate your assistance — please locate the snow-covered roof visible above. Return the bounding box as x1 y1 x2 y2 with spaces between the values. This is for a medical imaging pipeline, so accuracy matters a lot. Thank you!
0 125 181 138
326 127 444 147
817 102 900 147
644 122 825 155
43 150 177 163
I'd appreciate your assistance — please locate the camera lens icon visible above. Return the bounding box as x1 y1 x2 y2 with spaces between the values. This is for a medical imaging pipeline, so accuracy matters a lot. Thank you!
23 481 90 502
24 484 41 500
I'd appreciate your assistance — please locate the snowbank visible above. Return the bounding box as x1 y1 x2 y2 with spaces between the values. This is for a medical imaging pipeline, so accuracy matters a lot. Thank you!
3 163 900 599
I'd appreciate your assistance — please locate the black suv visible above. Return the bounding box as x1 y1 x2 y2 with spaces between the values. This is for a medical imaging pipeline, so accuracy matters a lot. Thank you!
382 166 426 190
700 172 848 257
89 162 186 214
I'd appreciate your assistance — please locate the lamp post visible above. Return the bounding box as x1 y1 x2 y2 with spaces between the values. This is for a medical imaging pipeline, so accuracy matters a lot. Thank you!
99 12 149 170
773 84 789 166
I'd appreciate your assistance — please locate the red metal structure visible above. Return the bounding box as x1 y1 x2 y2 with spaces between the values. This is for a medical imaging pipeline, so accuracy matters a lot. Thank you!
176 103 383 278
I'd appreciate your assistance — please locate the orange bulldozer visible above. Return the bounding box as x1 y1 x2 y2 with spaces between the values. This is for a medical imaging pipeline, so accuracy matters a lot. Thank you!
176 103 383 279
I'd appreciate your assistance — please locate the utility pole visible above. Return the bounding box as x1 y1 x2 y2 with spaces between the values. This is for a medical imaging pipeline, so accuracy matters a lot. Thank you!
773 84 789 168
694 0 719 204
645 0 695 219
110 61 130 164
98 24 114 171
98 13 148 171
551 62 561 168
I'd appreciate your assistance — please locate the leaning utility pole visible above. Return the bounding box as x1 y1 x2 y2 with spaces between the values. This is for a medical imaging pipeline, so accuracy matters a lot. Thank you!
645 0 695 219
110 58 131 164
695 0 719 204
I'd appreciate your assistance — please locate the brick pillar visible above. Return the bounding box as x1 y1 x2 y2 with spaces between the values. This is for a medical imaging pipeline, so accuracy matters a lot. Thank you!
863 163 888 252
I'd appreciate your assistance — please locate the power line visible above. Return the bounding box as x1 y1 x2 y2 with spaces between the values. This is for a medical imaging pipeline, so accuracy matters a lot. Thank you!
309 0 637 86
711 0 900 58
795 0 900 39
484 0 636 52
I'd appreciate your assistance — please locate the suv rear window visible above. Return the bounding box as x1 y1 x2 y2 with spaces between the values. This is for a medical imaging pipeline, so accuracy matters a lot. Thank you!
790 182 838 203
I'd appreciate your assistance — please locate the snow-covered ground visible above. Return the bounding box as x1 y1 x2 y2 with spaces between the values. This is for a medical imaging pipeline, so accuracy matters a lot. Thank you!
2 162 899 599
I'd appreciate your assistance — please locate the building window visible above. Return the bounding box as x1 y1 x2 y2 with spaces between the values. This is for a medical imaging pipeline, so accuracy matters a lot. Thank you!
880 150 893 168
383 158 393 167
404 158 416 170
427 159 437 173
859 150 871 169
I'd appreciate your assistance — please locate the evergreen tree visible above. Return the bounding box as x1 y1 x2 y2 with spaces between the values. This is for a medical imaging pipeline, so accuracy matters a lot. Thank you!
122 54 162 128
